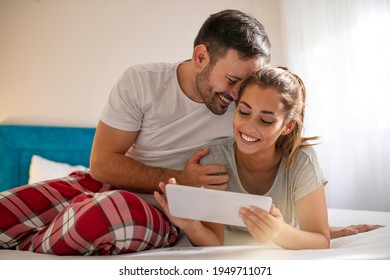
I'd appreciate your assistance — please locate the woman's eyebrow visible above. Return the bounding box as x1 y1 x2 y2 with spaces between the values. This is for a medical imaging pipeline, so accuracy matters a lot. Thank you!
239 101 275 115
260 110 275 115
238 101 251 108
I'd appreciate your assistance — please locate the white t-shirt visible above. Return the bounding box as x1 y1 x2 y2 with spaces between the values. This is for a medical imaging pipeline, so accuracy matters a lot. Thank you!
200 137 327 228
100 62 234 170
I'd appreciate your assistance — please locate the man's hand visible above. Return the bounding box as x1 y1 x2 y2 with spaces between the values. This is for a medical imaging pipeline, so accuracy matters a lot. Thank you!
177 147 228 190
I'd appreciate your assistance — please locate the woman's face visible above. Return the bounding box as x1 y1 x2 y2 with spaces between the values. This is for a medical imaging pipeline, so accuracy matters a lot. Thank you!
233 83 292 156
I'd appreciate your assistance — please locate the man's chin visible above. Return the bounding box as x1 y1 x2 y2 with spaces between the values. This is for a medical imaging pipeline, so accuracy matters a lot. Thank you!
205 100 230 115
211 106 228 115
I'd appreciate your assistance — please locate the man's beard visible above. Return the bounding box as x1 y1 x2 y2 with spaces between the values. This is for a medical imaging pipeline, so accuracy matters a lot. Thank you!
195 64 228 115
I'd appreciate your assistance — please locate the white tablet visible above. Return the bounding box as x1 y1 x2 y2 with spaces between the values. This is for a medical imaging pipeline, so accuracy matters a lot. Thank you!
165 184 272 227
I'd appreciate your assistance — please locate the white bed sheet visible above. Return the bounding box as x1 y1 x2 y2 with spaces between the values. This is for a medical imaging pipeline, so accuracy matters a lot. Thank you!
1 208 389 260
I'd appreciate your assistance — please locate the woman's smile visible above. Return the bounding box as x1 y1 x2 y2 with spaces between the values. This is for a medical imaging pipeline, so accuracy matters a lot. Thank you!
240 132 260 143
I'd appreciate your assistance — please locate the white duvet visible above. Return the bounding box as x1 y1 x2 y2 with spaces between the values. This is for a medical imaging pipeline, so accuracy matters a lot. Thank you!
1 208 389 260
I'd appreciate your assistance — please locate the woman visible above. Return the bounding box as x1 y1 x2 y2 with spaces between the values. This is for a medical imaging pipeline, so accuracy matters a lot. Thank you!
155 66 331 249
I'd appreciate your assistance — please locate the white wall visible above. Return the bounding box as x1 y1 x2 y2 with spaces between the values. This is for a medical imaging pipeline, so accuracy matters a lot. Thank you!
0 0 282 127
279 0 390 212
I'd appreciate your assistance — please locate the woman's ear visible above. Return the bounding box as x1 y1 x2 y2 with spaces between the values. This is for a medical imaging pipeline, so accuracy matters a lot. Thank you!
282 121 296 135
193 44 210 71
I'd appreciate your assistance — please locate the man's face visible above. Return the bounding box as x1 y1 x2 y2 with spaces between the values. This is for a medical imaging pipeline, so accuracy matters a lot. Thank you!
195 49 260 115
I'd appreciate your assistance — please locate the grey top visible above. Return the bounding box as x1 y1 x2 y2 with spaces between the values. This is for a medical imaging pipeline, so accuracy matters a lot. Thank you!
200 137 327 229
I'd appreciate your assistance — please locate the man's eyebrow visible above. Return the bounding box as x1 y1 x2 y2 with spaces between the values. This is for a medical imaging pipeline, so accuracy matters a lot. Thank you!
226 74 243 81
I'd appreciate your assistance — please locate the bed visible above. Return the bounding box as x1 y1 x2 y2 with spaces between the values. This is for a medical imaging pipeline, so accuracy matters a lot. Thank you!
0 124 389 260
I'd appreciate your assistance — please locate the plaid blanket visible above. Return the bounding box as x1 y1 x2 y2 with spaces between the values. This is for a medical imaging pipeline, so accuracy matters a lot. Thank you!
0 171 179 255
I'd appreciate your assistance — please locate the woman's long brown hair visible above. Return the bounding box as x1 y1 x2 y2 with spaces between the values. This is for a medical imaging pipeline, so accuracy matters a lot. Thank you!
237 66 319 169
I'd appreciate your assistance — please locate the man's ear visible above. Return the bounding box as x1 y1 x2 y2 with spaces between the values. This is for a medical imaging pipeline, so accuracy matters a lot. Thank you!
282 121 296 135
193 44 210 71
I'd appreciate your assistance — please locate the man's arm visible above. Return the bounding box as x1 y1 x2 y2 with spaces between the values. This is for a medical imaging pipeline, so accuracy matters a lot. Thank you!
89 121 229 192
90 121 180 192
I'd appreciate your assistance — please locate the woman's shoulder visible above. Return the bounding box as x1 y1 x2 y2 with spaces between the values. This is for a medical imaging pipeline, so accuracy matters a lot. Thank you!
285 145 327 198
288 145 323 175
200 137 235 166
294 145 319 162
206 136 235 149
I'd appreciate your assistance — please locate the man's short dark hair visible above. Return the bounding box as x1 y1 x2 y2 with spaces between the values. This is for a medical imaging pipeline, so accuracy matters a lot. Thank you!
194 9 271 66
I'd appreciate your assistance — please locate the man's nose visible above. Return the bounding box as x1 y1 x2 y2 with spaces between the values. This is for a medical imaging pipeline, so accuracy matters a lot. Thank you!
229 83 241 100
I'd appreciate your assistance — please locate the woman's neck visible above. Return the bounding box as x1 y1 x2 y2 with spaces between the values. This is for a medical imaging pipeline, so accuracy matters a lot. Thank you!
235 146 283 195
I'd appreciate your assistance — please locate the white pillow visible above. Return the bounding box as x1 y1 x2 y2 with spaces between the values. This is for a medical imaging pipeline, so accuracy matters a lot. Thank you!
28 155 89 184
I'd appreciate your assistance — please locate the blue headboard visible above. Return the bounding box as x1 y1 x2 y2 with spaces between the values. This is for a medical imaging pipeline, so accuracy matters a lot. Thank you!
0 125 96 192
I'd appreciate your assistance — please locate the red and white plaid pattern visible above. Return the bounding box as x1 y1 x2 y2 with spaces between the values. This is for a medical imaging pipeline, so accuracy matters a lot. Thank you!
0 171 179 255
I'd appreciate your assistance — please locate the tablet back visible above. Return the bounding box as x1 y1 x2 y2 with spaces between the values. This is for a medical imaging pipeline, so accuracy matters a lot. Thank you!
166 184 272 227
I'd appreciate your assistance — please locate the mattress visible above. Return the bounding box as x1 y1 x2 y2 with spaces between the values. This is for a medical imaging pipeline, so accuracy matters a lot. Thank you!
0 125 389 279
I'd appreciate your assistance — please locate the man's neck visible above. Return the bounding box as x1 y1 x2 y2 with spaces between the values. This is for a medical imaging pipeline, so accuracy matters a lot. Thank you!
177 60 203 103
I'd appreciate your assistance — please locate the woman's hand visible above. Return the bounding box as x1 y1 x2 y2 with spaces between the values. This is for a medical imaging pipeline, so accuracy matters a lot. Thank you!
330 224 384 239
239 204 285 243
154 178 200 231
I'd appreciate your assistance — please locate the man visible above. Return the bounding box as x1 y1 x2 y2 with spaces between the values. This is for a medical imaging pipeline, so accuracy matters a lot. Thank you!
89 9 271 192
